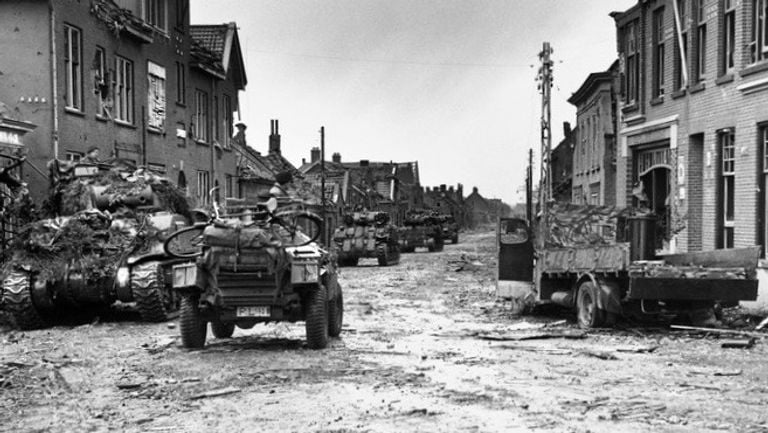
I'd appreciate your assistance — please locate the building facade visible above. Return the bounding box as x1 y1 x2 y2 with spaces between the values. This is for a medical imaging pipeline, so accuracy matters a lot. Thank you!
551 123 576 203
568 63 619 206
0 0 247 207
614 0 768 255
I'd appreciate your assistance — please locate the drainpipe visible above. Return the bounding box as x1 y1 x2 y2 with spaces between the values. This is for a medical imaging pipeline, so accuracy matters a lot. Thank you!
672 0 689 88
49 1 59 159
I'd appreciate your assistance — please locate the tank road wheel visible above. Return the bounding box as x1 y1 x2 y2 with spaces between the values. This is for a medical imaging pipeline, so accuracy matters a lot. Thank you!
2 271 48 330
211 319 235 339
132 262 179 322
576 280 606 329
328 287 344 338
304 285 329 349
179 295 207 349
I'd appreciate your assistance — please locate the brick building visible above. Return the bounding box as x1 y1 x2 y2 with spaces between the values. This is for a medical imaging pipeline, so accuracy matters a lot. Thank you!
613 0 768 255
0 0 248 207
551 123 576 203
567 62 619 206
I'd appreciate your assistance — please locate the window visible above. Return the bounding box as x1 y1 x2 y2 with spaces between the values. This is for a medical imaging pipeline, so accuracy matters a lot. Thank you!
589 183 600 205
653 8 666 97
147 61 166 130
718 129 735 249
175 61 185 104
65 151 83 162
143 0 166 31
175 0 185 29
752 0 768 63
674 0 689 91
92 47 112 117
723 0 736 72
213 95 219 142
761 126 768 256
223 94 233 149
197 170 210 206
64 24 82 111
625 20 640 104
194 90 209 142
225 174 236 198
115 56 134 123
694 0 706 81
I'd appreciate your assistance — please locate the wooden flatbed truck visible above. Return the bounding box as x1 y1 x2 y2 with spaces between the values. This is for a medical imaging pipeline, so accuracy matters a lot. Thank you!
496 204 760 328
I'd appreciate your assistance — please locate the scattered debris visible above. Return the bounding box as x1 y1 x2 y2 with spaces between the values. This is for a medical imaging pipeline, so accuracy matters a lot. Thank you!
756 316 768 331
580 350 619 361
670 325 766 338
476 329 586 341
615 345 658 353
189 386 241 400
721 338 756 349
713 370 743 377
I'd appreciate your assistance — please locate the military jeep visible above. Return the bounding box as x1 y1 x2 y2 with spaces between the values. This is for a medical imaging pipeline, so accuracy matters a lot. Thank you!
332 211 400 267
164 196 343 350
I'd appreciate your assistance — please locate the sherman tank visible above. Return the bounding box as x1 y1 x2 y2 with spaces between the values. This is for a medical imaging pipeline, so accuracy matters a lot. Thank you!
1 160 194 329
398 210 444 253
332 211 401 267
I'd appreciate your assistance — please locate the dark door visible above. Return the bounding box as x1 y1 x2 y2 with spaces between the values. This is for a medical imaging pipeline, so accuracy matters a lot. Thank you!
497 218 534 282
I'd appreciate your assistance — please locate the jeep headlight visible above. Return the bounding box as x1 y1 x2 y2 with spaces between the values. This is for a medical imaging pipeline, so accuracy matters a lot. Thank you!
116 266 130 289
291 262 319 284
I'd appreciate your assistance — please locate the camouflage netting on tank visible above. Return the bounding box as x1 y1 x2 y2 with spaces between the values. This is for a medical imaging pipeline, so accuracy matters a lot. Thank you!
404 210 440 226
2 210 142 283
542 203 650 248
56 168 190 219
5 167 189 283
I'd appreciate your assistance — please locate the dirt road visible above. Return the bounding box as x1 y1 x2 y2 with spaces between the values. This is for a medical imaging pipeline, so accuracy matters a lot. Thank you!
2 229 768 433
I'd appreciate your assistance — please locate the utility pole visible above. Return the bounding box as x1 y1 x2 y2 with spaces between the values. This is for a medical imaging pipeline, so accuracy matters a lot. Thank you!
537 42 554 221
320 126 326 246
526 148 533 224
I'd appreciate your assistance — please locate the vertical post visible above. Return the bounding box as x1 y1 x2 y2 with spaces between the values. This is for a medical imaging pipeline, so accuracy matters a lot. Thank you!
320 126 326 246
141 105 147 166
526 148 533 224
537 42 554 248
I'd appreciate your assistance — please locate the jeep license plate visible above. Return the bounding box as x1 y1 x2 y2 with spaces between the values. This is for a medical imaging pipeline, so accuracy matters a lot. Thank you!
236 306 270 318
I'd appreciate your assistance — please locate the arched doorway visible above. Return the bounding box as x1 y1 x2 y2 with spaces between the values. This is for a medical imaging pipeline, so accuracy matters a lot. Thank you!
634 145 672 250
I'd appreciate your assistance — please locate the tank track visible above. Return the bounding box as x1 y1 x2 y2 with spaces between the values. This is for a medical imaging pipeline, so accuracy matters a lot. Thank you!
2 271 47 330
132 262 177 322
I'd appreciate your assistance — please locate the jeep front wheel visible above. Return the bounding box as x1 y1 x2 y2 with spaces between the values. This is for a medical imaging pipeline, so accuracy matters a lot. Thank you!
304 286 329 349
179 295 207 349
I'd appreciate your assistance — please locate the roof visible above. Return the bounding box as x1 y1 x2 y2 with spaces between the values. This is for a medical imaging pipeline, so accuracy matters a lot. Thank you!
190 23 247 90
568 62 617 107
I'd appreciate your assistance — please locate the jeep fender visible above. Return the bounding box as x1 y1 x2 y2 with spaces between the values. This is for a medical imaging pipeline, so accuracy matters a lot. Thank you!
576 273 622 316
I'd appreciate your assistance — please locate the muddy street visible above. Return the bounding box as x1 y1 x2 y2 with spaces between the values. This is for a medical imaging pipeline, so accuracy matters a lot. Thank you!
2 229 768 433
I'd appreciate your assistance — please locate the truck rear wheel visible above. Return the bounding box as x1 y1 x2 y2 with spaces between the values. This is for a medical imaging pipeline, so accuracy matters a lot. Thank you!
132 262 179 322
2 271 48 330
179 295 207 348
328 288 343 338
211 319 235 338
576 281 614 328
304 286 329 349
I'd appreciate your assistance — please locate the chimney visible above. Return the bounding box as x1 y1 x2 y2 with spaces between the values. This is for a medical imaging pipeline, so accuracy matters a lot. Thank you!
472 186 479 195
310 147 321 163
360 159 369 167
440 184 447 192
458 184 464 198
563 121 572 138
302 158 306 165
449 186 454 194
332 152 341 163
269 119 281 155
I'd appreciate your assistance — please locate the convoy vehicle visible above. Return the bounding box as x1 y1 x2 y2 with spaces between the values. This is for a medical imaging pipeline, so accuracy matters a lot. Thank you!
398 211 443 253
164 192 343 349
1 160 192 329
332 211 400 266
437 213 459 244
497 204 760 328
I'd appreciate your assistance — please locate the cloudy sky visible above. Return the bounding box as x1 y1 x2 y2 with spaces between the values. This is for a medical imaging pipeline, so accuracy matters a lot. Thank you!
191 0 636 205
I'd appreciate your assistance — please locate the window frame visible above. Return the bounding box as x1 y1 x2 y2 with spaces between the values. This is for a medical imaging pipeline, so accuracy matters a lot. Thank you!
194 89 209 143
695 0 707 81
114 56 134 124
143 0 167 32
63 24 83 111
751 0 768 64
723 0 736 73
718 129 736 249
175 61 186 105
197 169 211 206
625 20 640 105
653 7 666 98
147 61 166 131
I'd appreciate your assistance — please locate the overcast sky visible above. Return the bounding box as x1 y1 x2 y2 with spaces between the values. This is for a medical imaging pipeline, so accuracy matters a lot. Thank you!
191 0 637 205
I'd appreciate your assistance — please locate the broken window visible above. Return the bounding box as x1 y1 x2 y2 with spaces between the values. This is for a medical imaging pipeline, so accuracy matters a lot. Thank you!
147 62 166 130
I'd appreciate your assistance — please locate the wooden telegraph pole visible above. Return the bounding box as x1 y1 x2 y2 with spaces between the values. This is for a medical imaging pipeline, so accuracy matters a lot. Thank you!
536 42 554 247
